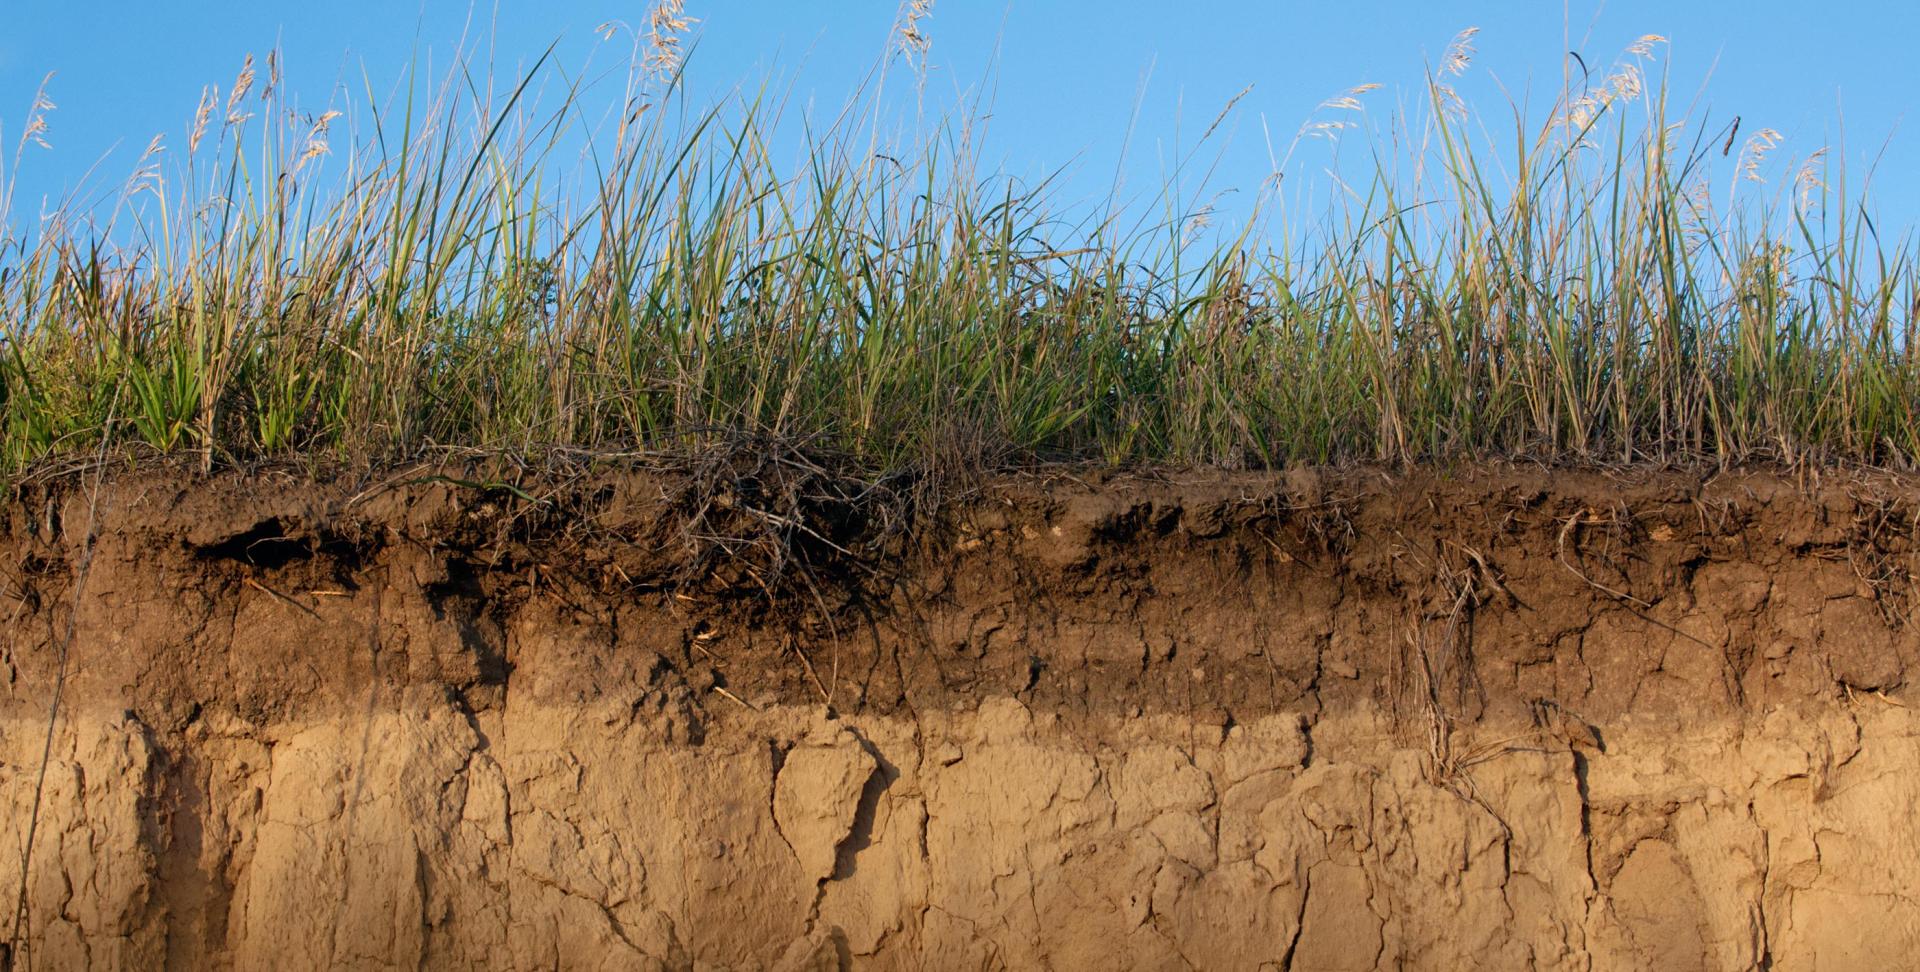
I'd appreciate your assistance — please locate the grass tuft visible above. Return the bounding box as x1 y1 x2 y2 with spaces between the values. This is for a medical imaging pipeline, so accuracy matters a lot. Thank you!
1 16 1914 478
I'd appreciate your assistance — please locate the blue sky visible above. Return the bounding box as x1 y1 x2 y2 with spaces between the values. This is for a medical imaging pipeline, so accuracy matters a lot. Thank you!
3 1 1916 238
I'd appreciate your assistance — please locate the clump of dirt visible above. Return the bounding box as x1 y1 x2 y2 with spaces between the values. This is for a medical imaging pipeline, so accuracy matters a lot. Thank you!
0 459 1916 969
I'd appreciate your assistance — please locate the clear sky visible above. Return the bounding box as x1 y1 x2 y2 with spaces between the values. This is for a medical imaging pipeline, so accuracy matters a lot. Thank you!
3 1 1916 239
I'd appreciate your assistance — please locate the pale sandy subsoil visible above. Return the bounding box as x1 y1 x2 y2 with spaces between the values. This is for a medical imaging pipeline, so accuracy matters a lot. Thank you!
5 695 1915 970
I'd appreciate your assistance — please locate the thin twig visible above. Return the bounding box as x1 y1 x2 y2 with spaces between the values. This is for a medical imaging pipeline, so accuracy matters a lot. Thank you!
244 577 323 620
711 685 759 712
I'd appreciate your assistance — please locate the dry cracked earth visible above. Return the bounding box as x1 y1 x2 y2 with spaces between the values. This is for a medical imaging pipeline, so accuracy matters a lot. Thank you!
0 461 1916 969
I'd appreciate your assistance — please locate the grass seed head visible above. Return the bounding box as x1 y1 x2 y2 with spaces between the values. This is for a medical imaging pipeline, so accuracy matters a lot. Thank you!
297 110 344 169
1444 27 1480 76
1605 64 1643 102
128 133 166 195
188 86 216 153
896 0 935 59
1319 83 1380 113
1796 147 1829 209
645 0 696 80
1739 128 1784 182
18 75 56 151
226 54 257 125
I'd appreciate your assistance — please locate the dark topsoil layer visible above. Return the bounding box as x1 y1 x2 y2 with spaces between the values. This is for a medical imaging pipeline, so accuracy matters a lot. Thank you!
2 456 1915 735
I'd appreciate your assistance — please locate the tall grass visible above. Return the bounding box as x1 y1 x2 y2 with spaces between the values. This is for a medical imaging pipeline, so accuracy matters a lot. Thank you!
0 19 1914 478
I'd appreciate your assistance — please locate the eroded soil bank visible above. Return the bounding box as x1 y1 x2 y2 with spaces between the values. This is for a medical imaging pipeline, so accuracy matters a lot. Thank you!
1 462 1916 969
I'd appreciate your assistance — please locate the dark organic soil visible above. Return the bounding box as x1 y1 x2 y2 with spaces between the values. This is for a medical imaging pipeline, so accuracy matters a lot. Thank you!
4 459 1912 730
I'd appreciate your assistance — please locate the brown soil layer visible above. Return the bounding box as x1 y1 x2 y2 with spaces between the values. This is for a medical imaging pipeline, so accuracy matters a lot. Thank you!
1 462 1916 969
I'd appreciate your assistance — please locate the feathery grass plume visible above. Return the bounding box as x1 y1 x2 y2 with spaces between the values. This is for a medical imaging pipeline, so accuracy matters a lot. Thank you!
19 77 56 150
895 0 934 60
1563 94 1599 136
1 75 55 231
295 110 343 169
1300 82 1378 143
890 0 935 93
1626 34 1668 57
22 101 54 150
187 86 216 152
645 0 695 80
1318 83 1381 113
1796 147 1829 211
127 133 165 198
1561 36 1664 145
1739 128 1784 182
1427 28 1479 124
225 55 256 125
1443 27 1480 75
1604 64 1643 102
